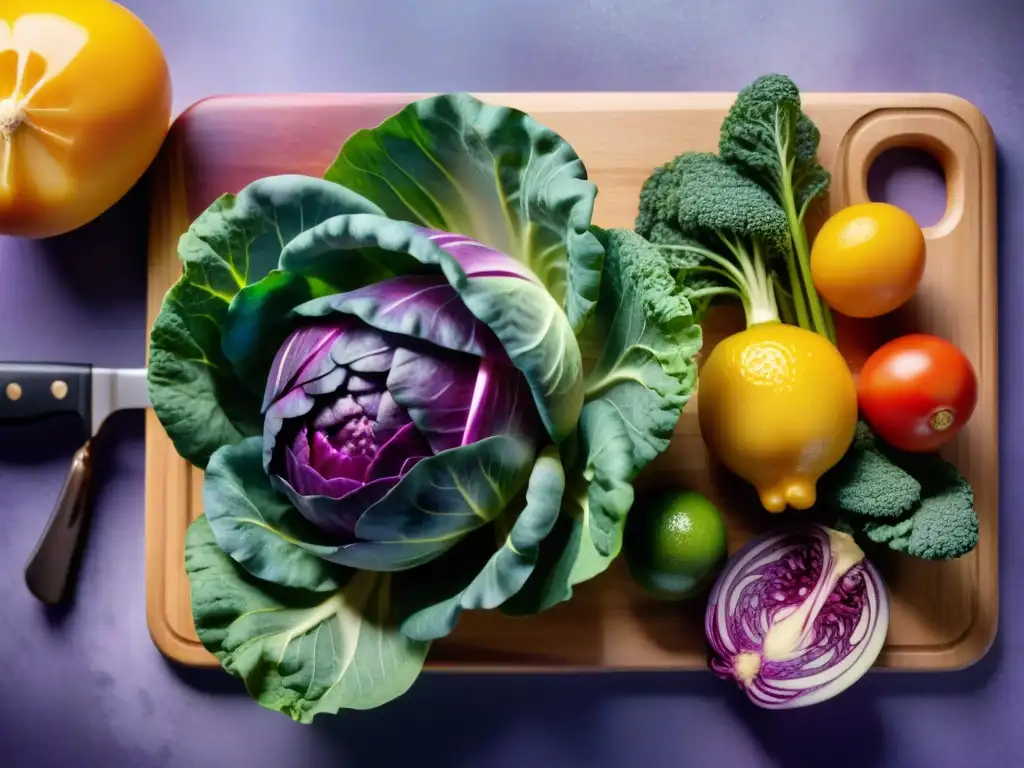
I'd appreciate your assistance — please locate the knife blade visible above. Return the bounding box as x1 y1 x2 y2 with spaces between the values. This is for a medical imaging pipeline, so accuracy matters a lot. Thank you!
0 363 151 605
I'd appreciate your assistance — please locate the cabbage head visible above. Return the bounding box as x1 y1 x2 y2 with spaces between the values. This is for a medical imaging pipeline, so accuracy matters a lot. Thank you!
148 93 702 723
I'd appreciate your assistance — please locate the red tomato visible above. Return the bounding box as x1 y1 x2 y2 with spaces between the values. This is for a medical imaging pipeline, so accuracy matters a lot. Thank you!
857 334 978 453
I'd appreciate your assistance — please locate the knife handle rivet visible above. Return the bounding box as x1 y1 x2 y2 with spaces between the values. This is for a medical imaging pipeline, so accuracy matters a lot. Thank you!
5 382 21 401
51 380 68 400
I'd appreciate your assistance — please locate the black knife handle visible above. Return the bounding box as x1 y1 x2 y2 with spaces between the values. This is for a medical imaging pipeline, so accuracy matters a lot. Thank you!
0 363 91 426
24 442 94 605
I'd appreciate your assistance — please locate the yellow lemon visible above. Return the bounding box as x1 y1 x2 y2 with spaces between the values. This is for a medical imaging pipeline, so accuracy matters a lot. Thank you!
697 323 858 513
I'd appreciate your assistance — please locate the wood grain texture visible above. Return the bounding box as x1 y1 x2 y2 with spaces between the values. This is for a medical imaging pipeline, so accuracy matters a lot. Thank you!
144 92 999 672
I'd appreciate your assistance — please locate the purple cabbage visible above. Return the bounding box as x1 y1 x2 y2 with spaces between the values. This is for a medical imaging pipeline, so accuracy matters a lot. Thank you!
705 523 890 709
261 238 542 540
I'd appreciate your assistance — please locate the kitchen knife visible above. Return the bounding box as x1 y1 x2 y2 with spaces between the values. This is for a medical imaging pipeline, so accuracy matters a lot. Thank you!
0 363 150 605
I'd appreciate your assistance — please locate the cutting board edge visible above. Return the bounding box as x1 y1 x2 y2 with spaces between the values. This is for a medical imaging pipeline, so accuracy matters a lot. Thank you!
168 88 992 112
166 90 995 154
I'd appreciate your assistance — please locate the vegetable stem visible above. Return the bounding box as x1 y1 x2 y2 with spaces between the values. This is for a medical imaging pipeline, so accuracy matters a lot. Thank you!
656 244 749 292
823 300 836 341
720 234 760 296
687 286 741 300
688 264 743 287
782 243 810 329
774 282 797 326
657 242 778 328
780 173 835 343
738 240 778 328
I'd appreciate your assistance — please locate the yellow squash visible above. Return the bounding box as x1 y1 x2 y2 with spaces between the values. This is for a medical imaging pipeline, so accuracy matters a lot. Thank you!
0 0 171 238
697 323 858 513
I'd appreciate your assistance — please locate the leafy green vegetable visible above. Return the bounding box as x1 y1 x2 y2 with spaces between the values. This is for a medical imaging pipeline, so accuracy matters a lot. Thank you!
398 445 566 640
504 227 702 612
820 421 980 560
153 94 702 722
209 431 536 574
186 516 428 723
819 423 921 520
148 176 386 468
282 212 585 445
324 93 605 334
718 73 835 341
202 437 343 592
346 434 535 570
580 228 702 551
635 151 790 328
456 275 584 444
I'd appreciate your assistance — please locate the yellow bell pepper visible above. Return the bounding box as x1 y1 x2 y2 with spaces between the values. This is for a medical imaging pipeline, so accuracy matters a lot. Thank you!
0 0 171 238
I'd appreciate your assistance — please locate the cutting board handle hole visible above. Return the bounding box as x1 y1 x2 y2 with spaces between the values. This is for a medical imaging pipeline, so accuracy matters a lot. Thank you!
867 147 947 228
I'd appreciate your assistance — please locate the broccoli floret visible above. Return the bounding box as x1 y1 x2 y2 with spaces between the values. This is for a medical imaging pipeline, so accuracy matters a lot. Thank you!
635 161 686 248
635 151 790 328
673 152 791 253
719 74 829 208
718 73 835 342
820 421 980 560
863 474 977 560
819 421 921 518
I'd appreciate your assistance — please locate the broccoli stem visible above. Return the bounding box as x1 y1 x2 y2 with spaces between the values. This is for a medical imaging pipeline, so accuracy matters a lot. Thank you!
823 298 836 340
689 264 740 286
780 172 836 343
762 113 835 343
732 239 778 326
774 282 797 325
657 242 777 328
687 286 741 301
782 243 810 329
658 244 748 289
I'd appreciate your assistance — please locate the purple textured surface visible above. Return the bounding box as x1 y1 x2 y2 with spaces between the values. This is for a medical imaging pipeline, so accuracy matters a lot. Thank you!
0 0 1018 766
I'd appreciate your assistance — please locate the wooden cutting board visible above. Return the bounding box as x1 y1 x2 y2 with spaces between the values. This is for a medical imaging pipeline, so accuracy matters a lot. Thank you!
145 92 998 672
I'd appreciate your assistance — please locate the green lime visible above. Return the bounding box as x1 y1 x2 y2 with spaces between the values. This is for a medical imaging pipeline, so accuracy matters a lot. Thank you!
624 489 728 601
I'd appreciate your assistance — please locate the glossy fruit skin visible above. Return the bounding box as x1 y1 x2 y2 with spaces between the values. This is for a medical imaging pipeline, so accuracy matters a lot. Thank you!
623 489 727 601
0 0 172 238
697 323 858 513
858 333 978 453
810 202 926 318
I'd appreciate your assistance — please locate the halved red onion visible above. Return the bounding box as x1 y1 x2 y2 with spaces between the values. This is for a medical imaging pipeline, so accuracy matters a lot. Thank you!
705 523 890 709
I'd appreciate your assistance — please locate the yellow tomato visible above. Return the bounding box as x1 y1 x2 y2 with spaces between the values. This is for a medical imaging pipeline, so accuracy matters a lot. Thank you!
697 323 858 513
809 202 926 318
0 0 171 238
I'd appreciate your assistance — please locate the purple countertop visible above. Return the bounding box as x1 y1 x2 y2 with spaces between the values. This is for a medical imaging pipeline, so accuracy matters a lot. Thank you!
0 1 1020 766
